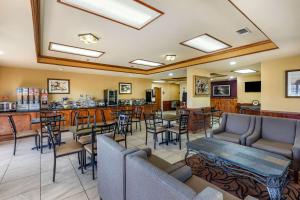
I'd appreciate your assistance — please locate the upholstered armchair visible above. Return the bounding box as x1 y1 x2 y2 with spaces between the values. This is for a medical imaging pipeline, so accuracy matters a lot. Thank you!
211 113 255 145
246 116 300 183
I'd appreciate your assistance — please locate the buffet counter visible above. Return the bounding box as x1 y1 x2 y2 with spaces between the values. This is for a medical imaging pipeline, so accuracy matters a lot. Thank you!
0 104 158 142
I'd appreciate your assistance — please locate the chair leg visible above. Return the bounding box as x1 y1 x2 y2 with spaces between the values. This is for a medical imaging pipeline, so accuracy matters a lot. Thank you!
53 157 56 182
154 134 157 149
125 138 127 149
92 153 95 180
145 131 148 145
186 133 190 143
294 169 299 184
34 135 38 151
13 138 17 156
81 151 84 174
179 134 182 150
139 121 141 131
40 136 43 154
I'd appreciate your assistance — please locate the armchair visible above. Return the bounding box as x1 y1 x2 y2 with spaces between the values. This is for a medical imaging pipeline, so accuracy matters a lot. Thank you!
211 113 255 145
246 116 300 183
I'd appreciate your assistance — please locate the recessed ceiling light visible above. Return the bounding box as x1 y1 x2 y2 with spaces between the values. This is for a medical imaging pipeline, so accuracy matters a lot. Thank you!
229 76 234 79
49 42 104 58
230 61 237 65
0 51 4 55
168 73 174 76
79 33 99 44
58 68 64 71
130 59 163 67
181 34 231 53
234 69 257 74
58 0 164 30
165 55 176 61
153 80 166 83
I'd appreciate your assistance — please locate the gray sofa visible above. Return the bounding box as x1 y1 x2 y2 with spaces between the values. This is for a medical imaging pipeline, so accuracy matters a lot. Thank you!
97 134 184 200
246 116 300 182
98 134 256 200
211 113 255 145
126 150 242 200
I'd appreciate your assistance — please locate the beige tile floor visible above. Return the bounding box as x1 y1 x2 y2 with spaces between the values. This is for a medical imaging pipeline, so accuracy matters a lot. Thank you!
0 123 205 200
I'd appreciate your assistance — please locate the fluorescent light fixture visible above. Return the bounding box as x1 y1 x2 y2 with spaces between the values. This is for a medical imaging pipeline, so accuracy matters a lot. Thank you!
58 0 164 30
49 42 104 58
130 59 163 67
234 69 257 74
165 55 176 61
168 73 174 76
153 80 166 83
181 34 231 53
79 33 99 44
230 61 237 65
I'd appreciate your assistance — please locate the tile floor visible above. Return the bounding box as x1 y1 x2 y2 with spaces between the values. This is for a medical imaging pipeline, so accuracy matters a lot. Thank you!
0 123 205 200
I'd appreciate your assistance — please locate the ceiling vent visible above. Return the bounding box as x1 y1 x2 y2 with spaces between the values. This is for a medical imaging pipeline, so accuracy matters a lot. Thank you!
210 73 227 78
236 27 251 35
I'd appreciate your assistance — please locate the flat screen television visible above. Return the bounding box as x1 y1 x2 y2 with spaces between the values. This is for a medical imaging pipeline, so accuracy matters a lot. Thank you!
213 85 231 97
245 81 261 92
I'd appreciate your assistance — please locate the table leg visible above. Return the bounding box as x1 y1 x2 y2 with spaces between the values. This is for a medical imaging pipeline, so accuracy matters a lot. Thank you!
266 187 281 200
266 171 288 200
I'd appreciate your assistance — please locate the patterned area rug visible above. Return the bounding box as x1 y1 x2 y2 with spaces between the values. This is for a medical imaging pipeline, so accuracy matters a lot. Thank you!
184 156 300 200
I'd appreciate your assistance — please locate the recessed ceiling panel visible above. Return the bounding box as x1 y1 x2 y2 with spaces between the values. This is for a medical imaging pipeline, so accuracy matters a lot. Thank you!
58 0 163 30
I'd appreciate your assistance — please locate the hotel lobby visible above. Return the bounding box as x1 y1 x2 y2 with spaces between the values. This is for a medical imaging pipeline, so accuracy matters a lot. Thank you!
0 0 300 200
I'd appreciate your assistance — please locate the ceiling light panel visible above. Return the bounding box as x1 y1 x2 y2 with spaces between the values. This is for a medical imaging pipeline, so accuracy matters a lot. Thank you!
234 69 257 74
58 0 163 30
49 42 104 58
181 34 231 53
130 59 163 67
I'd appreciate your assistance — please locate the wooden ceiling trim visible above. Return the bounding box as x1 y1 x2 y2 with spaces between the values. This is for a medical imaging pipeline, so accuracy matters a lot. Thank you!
147 40 278 74
30 0 279 75
37 56 148 75
30 0 41 57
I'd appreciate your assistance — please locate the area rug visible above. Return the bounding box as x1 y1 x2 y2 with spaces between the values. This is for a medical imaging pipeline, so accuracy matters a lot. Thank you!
183 156 300 200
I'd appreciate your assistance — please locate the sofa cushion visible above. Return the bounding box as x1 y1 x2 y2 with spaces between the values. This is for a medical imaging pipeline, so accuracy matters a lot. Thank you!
213 132 240 144
170 165 193 183
251 139 293 159
225 114 251 135
185 175 240 200
261 117 297 144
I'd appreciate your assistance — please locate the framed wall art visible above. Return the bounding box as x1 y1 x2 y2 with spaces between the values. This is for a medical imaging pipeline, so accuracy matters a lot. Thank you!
119 82 132 94
286 69 300 98
194 76 210 96
47 78 70 94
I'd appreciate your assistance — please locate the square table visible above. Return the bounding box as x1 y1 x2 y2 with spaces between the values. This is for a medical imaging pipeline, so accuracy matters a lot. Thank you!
186 138 291 200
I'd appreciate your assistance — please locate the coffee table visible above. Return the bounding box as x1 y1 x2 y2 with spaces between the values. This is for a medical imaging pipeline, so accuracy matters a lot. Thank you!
185 138 291 200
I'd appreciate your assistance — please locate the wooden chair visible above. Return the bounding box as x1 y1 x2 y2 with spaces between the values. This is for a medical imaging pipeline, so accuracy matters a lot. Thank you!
8 114 38 155
107 113 130 148
45 115 83 182
167 114 190 149
132 106 143 131
73 111 93 146
211 107 223 126
144 113 166 149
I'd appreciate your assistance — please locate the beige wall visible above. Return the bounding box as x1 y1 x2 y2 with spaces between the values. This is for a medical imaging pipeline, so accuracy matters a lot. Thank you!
237 75 261 103
0 67 152 101
152 83 180 101
261 55 300 112
187 66 210 108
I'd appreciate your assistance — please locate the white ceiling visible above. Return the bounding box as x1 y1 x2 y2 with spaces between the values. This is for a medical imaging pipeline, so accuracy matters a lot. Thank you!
0 0 300 79
41 0 267 70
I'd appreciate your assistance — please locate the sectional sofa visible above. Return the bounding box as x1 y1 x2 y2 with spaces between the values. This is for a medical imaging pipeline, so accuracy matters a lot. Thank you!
211 113 300 182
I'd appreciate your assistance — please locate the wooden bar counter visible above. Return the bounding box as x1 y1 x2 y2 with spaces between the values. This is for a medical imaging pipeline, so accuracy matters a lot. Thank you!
0 104 157 142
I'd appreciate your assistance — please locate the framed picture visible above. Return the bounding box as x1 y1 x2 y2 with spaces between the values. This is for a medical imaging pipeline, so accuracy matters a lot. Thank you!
213 85 231 97
47 78 70 94
194 76 210 96
286 70 300 98
119 82 132 94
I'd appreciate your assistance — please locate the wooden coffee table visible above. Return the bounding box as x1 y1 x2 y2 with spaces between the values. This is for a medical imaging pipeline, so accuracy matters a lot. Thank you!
185 138 291 200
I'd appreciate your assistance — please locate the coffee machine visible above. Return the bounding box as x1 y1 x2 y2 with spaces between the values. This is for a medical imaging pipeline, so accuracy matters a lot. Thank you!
104 90 118 106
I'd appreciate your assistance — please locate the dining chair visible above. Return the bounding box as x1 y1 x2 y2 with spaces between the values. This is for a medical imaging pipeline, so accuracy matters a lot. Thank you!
38 111 61 154
132 106 143 131
84 122 116 179
108 113 130 148
45 115 83 182
73 111 93 146
144 113 166 149
8 114 38 155
167 114 190 149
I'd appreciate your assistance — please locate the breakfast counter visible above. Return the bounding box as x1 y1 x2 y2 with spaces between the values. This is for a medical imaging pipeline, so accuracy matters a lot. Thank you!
0 104 158 142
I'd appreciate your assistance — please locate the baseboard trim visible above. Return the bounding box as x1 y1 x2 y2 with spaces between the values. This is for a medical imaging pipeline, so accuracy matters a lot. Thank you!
260 110 300 119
